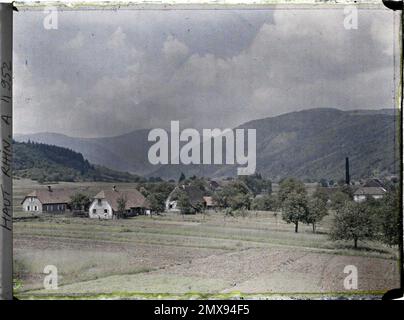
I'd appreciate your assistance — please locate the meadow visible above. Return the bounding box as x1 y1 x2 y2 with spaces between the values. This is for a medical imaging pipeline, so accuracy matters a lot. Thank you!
13 179 400 299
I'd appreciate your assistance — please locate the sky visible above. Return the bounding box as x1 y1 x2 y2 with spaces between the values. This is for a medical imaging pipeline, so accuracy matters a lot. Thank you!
13 7 399 138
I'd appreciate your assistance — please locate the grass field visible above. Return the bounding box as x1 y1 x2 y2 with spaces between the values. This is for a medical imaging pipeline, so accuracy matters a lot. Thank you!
13 179 400 299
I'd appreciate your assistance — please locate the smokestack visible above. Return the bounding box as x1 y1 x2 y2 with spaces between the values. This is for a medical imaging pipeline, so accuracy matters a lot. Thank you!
345 157 350 185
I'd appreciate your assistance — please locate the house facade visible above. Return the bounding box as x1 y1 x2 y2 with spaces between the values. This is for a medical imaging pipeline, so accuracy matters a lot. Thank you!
21 186 72 213
89 186 150 219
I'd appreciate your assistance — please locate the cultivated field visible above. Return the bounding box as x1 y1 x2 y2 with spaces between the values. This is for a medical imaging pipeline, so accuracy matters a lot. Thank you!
13 179 400 299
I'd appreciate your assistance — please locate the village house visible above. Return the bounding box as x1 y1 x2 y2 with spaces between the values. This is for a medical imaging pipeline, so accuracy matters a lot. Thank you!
21 186 73 213
89 186 150 219
353 179 387 203
165 185 206 212
203 196 216 210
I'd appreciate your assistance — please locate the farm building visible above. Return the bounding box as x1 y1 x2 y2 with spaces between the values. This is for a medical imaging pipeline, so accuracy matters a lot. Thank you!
89 186 150 219
165 185 206 212
353 179 387 203
21 186 73 213
203 196 216 210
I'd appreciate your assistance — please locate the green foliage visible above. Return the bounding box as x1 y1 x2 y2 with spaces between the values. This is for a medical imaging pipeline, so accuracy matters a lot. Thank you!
178 172 186 182
281 192 308 233
238 172 272 196
367 190 401 246
13 141 144 183
278 178 306 204
147 192 166 214
176 190 193 215
312 186 329 204
305 198 328 233
251 194 279 211
330 201 375 249
330 191 351 211
69 192 91 211
116 195 127 219
212 181 251 210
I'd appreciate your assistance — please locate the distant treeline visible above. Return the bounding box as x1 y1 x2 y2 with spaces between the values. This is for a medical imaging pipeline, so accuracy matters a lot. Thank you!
13 140 152 183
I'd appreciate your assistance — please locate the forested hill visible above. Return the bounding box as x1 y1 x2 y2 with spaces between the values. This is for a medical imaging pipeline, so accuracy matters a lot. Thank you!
13 140 144 183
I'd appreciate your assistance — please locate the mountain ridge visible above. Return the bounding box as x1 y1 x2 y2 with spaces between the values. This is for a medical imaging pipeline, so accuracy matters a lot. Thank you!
15 108 400 181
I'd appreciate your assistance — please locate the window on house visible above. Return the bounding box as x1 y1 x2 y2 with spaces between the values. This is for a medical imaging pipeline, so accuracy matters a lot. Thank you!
34 206 37 211
104 209 108 213
97 199 101 205
93 209 96 214
27 206 30 211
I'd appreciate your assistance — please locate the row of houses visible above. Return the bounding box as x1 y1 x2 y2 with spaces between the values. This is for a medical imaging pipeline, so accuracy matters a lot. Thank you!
22 184 217 219
22 185 151 219
21 178 389 218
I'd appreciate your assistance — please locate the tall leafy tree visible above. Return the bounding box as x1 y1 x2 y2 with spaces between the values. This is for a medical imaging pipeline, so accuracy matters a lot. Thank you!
281 192 308 233
69 192 91 211
116 195 127 219
278 178 306 204
330 201 375 249
306 198 328 233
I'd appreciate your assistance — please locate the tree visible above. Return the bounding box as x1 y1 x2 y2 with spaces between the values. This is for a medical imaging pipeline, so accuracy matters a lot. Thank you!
251 194 279 211
278 178 306 204
178 172 186 183
312 186 329 204
212 181 251 209
238 173 272 196
330 201 375 249
330 191 350 211
369 190 400 246
281 192 308 233
116 195 127 219
69 192 90 211
147 192 166 215
177 191 192 215
306 198 328 233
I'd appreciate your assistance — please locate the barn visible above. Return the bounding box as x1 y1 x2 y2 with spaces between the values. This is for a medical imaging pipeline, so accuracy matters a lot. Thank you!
21 186 73 213
89 186 150 219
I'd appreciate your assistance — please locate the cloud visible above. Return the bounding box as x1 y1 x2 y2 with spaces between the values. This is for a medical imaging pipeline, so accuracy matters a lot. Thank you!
106 26 127 49
163 35 190 62
63 31 85 50
13 9 397 137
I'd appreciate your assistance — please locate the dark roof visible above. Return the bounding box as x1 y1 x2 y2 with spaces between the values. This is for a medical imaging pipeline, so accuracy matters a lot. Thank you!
354 186 387 196
168 185 205 206
363 179 385 188
93 189 149 211
23 189 74 205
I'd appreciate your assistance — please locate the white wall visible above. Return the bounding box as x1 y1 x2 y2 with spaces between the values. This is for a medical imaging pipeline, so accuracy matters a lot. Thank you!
89 199 113 219
22 197 43 213
165 199 180 212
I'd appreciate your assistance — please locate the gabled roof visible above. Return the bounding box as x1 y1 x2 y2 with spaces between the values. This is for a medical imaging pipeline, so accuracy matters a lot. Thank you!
363 179 385 188
93 189 149 211
354 186 387 196
22 189 74 205
168 185 205 206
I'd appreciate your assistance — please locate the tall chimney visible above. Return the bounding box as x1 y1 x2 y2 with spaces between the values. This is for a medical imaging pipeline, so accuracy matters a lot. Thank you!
345 157 350 185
